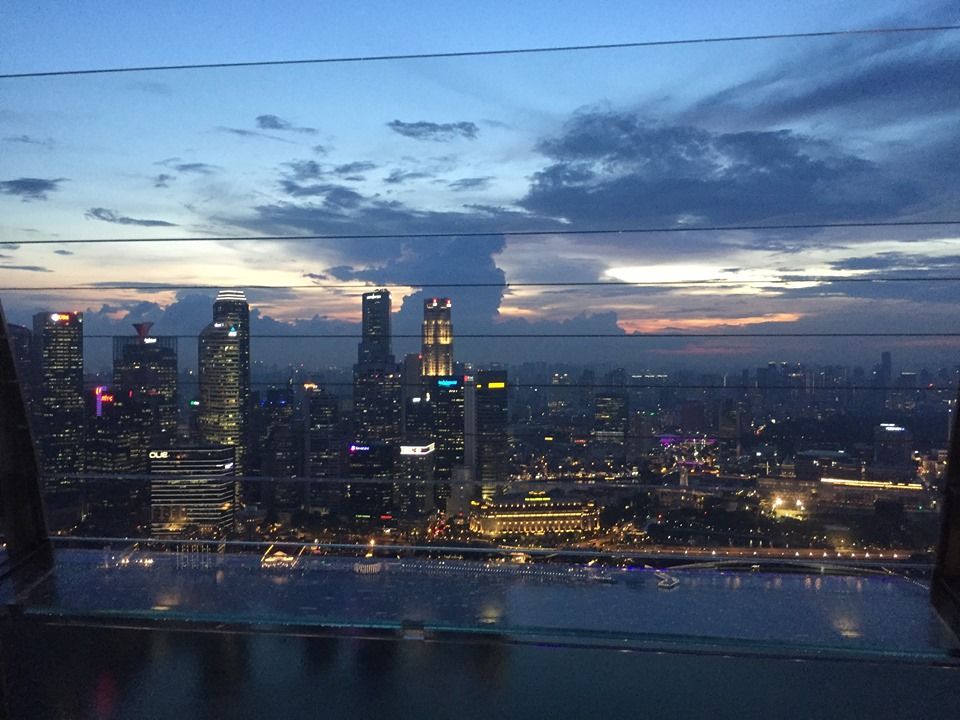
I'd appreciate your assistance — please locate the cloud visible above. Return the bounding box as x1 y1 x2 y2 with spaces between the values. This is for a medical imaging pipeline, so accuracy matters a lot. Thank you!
387 120 479 141
3 134 54 148
255 114 317 134
0 177 67 201
0 264 52 272
277 182 366 207
334 161 377 176
449 176 493 191
156 158 220 174
383 169 434 184
521 111 920 230
0 243 21 250
53 249 74 256
85 208 178 227
172 162 218 174
312 144 328 155
215 126 297 144
688 26 960 132
302 271 328 282
153 173 174 188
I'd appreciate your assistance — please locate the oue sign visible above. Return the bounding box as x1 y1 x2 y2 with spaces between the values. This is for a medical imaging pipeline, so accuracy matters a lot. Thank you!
149 451 169 459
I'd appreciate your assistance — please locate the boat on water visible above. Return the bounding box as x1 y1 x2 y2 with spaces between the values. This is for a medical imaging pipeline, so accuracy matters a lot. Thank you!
654 571 680 590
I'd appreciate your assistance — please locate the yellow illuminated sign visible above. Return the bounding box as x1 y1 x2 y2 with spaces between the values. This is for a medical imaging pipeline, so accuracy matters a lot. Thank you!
487 382 506 389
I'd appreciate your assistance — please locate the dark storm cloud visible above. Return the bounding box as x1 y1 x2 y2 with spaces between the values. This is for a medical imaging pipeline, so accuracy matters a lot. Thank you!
521 111 921 230
256 114 318 134
383 169 434 184
85 208 178 227
0 264 51 272
449 177 494 191
387 120 479 141
0 177 67 201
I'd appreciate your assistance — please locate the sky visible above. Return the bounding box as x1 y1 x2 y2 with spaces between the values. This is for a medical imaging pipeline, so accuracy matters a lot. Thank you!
1 1 959 372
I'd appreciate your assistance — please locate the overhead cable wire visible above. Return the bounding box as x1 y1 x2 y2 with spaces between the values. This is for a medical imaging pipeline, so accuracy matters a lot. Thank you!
5 219 960 246
2 25 958 79
6 274 960 292
80 332 960 339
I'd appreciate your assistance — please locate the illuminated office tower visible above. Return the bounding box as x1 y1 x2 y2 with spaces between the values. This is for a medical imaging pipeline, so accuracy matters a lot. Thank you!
32 311 85 477
304 383 342 515
251 385 299 510
85 385 149 474
358 289 392 365
421 298 453 377
345 441 398 522
149 447 236 538
113 322 178 445
398 441 435 518
593 393 628 444
198 290 250 473
430 376 465 511
473 370 509 497
353 289 401 442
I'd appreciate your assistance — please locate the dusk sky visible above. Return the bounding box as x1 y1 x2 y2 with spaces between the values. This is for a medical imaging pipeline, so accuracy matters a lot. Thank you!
1 1 958 371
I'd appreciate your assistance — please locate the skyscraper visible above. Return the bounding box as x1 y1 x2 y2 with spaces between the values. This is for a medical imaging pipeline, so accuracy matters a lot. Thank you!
358 289 392 365
421 298 453 377
32 311 84 477
198 290 251 473
304 383 341 515
430 376 465 510
353 289 401 443
149 446 236 538
473 370 509 497
113 322 178 445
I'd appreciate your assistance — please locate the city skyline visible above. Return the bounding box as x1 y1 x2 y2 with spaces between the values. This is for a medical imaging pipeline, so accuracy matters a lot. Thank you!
1 1 958 369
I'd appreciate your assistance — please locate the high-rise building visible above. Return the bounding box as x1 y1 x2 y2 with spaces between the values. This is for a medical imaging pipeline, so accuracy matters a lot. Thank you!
593 393 628 444
113 322 178 445
32 311 85 477
85 385 149 474
473 370 509 496
353 364 401 443
149 446 236 538
251 385 300 511
198 290 250 473
345 441 398 522
353 289 400 443
398 441 435 518
304 383 342 515
358 289 393 365
430 376 465 510
421 298 453 377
